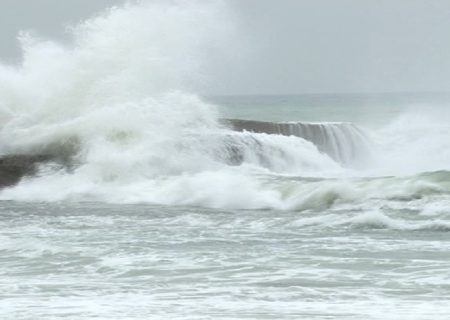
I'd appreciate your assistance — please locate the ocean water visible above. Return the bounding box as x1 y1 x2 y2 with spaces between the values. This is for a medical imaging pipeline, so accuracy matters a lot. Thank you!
1 2 450 319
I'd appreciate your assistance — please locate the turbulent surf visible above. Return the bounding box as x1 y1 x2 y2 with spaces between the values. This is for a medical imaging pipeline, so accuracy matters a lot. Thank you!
1 1 450 319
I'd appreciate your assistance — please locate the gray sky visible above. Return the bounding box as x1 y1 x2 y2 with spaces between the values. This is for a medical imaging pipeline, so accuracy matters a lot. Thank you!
1 0 450 94
0 0 120 57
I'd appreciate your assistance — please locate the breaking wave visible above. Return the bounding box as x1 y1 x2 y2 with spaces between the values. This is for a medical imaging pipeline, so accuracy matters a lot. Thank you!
0 0 449 217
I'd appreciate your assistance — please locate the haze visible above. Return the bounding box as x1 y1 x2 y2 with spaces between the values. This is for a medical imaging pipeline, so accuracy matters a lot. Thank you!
1 0 450 94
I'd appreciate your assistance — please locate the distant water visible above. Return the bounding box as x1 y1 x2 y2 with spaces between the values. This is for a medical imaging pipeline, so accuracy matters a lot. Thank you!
1 2 450 319
210 92 450 127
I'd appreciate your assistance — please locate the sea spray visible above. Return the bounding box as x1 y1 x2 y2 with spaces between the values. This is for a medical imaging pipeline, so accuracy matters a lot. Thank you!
370 110 450 175
0 1 448 213
0 1 231 154
0 1 346 206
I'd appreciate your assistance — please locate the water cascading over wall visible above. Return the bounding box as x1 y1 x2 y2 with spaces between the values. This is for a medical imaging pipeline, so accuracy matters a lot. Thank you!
225 119 371 165
0 119 371 188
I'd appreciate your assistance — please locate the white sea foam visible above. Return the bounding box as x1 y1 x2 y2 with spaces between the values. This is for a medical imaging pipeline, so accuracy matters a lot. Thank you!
2 3 450 320
370 109 450 175
0 0 449 214
0 0 346 207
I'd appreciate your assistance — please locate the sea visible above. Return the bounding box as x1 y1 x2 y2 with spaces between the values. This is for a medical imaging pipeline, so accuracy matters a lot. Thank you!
1 2 450 320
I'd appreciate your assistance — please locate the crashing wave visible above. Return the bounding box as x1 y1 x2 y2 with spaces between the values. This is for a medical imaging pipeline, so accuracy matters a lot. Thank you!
225 119 371 165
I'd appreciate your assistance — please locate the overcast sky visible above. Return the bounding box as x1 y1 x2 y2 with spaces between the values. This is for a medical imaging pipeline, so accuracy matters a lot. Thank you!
1 0 450 94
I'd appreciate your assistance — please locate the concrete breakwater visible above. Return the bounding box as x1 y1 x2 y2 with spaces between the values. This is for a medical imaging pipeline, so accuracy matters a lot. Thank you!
0 120 370 188
0 155 53 188
225 119 370 164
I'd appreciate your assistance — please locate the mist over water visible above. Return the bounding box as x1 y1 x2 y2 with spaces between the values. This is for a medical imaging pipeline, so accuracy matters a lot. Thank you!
0 0 449 209
0 0 344 207
0 1 450 319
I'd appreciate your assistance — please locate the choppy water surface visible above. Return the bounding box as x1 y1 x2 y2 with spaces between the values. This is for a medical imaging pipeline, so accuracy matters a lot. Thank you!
1 200 450 320
1 1 450 319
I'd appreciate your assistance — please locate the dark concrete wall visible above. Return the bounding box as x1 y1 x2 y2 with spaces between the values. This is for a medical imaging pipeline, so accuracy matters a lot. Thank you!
0 155 52 188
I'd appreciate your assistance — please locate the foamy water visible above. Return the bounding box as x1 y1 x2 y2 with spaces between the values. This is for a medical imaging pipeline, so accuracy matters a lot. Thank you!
0 1 450 319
